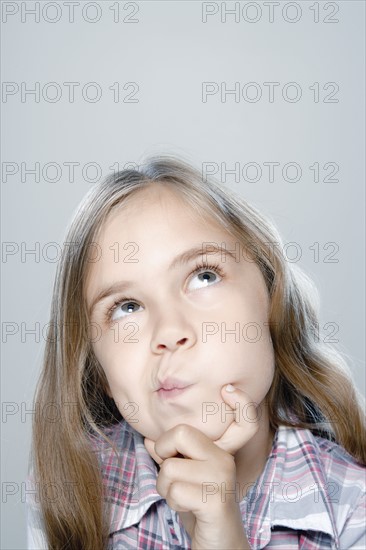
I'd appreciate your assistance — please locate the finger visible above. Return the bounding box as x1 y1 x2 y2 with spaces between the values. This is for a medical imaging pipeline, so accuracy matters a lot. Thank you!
212 385 261 455
144 437 164 465
154 424 224 462
163 480 202 514
156 457 209 500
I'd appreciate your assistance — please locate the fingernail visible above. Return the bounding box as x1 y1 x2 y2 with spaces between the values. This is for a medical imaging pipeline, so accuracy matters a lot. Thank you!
225 384 235 393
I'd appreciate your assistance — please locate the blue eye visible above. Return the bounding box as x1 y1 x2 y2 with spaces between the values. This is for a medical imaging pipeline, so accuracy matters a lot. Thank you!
187 261 224 291
120 301 141 315
106 297 143 323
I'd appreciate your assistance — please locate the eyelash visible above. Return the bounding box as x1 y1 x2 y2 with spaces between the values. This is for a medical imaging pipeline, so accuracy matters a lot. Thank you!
103 260 225 324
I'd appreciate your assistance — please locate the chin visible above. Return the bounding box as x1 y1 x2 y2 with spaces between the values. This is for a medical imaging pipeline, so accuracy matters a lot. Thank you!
167 417 232 442
135 415 232 444
199 420 233 441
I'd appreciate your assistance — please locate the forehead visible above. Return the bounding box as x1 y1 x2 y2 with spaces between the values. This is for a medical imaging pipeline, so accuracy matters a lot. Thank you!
84 184 238 291
100 190 235 278
101 183 229 238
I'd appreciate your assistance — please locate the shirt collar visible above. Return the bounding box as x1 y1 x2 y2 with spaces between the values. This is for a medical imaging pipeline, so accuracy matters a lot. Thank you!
241 425 340 549
89 420 163 533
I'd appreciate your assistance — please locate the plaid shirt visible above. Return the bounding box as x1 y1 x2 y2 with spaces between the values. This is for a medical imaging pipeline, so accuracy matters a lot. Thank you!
27 420 366 549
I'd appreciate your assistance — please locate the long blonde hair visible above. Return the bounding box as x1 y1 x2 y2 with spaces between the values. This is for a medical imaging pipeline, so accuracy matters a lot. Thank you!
29 154 366 549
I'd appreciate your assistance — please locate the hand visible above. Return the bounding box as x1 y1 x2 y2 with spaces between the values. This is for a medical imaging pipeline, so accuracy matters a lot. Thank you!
144 384 259 549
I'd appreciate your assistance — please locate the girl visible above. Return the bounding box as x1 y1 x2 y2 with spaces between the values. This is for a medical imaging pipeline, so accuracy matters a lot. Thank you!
27 155 365 549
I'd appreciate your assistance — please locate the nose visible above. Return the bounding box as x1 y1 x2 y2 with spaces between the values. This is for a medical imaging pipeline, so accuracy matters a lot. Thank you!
155 337 187 352
150 312 195 354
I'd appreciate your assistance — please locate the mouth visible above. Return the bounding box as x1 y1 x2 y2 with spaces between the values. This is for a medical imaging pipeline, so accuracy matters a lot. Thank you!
154 376 194 401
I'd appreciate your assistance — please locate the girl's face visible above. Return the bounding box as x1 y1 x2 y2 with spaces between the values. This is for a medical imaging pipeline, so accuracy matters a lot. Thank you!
85 185 275 442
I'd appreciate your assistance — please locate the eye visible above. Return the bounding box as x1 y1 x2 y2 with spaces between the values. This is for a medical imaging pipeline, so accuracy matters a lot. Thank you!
187 261 225 291
104 261 225 324
105 297 143 323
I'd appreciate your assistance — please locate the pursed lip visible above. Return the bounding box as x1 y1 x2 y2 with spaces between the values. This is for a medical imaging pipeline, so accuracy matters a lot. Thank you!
156 377 193 391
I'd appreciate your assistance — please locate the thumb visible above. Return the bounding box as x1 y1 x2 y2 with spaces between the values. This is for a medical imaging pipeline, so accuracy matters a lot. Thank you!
213 384 260 455
144 437 164 466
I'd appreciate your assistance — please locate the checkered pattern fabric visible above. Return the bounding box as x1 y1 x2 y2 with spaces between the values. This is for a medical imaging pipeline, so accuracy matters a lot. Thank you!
27 421 366 549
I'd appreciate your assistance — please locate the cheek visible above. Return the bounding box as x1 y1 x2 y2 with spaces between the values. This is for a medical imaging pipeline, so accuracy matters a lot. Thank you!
260 361 275 394
222 325 275 399
240 347 275 401
91 339 136 398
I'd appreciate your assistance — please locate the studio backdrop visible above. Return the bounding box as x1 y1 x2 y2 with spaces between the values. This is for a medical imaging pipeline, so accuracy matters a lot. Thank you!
1 1 365 548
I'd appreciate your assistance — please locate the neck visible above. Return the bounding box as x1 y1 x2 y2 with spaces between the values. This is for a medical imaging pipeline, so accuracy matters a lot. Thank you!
234 400 275 499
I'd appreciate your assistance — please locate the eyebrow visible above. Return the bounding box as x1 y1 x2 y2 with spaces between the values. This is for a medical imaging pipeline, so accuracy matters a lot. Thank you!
88 244 237 317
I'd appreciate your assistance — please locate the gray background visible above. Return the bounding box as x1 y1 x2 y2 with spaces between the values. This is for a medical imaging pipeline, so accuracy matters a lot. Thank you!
1 1 365 548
